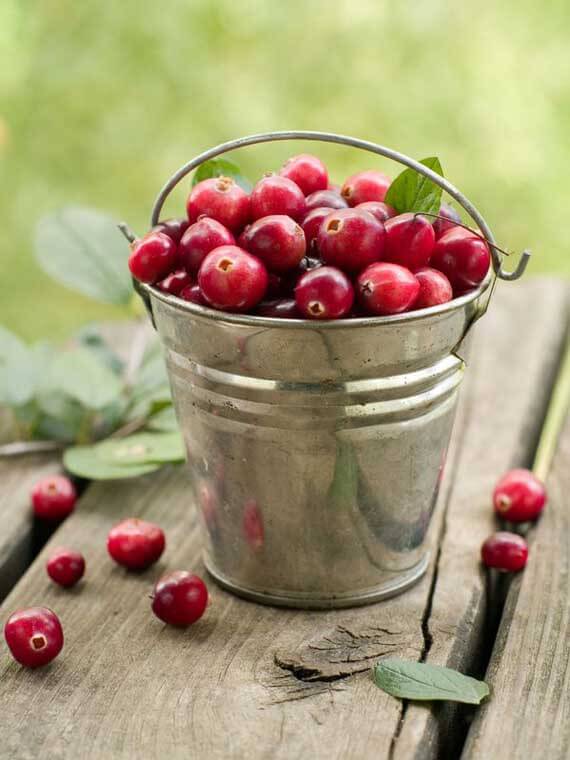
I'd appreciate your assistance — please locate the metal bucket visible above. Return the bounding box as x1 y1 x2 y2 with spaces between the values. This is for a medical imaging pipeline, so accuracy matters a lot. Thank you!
127 131 528 609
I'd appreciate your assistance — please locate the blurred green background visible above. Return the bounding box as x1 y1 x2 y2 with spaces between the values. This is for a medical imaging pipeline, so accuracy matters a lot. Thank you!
2 0 569 340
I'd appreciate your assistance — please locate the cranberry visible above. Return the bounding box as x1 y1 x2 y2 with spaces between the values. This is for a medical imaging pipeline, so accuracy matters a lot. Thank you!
179 283 207 305
31 475 77 521
241 215 306 272
178 217 235 274
431 227 491 293
481 532 528 572
317 208 385 273
4 607 64 668
413 267 453 309
280 256 322 294
187 177 250 232
357 262 420 316
157 270 192 296
266 272 284 298
242 499 264 550
152 218 190 243
250 175 306 222
128 232 178 284
493 469 547 522
256 298 300 318
279 153 328 195
433 203 462 239
295 266 354 319
302 207 332 251
151 571 208 627
305 189 348 213
46 548 85 588
107 518 165 571
356 201 397 223
341 170 391 206
383 213 436 272
198 245 268 312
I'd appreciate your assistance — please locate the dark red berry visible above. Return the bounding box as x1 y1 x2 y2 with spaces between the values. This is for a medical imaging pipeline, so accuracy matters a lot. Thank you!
357 262 420 316
179 283 207 305
295 266 354 319
241 215 306 273
433 203 461 239
107 518 165 571
152 218 190 243
157 270 193 296
266 272 284 298
178 217 235 275
198 245 268 311
128 232 178 284
493 469 547 522
413 267 453 309
242 499 264 550
341 170 391 206
383 213 436 272
187 177 250 232
302 207 332 251
4 607 63 668
431 227 491 292
151 571 208 627
305 189 348 212
250 175 306 222
256 299 300 318
46 548 85 588
31 475 77 521
317 208 385 273
279 153 328 195
481 532 528 572
280 256 322 295
356 201 397 223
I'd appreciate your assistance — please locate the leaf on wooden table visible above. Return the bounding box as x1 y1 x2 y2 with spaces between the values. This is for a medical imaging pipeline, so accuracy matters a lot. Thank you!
0 327 42 406
146 406 179 432
384 157 444 216
97 432 185 466
47 348 123 410
64 445 162 480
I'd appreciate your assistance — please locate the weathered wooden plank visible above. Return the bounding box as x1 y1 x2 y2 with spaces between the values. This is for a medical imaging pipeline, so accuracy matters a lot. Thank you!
0 280 565 759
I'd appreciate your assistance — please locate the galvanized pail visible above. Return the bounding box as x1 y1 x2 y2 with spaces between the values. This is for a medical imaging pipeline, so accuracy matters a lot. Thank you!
129 131 528 609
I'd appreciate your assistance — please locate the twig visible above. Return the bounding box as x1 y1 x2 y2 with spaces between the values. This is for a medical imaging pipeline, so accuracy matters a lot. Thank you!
0 440 64 458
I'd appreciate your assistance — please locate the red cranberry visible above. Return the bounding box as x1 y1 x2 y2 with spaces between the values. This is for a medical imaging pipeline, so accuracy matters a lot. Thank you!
250 175 306 222
493 469 547 522
151 571 208 627
179 283 207 305
4 607 64 668
305 189 348 213
128 232 178 284
187 177 250 232
413 267 453 309
152 218 190 243
357 262 420 316
431 227 491 292
241 215 306 273
280 256 322 295
242 499 264 550
198 245 268 311
256 298 300 318
481 532 528 572
279 153 328 195
302 207 332 251
46 548 85 588
356 201 397 223
433 203 462 239
31 475 77 521
107 518 165 571
157 270 192 296
341 170 391 206
317 209 385 273
295 266 354 319
383 213 436 271
178 217 235 274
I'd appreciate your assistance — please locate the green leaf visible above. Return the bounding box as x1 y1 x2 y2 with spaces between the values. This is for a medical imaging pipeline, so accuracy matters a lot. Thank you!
146 405 179 432
35 206 132 305
373 659 490 705
191 158 252 192
64 444 162 480
76 324 125 375
0 326 39 406
97 431 185 465
48 348 123 410
384 157 444 216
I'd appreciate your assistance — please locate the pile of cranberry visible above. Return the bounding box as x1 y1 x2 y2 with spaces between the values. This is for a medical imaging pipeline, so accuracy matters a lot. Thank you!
128 154 491 319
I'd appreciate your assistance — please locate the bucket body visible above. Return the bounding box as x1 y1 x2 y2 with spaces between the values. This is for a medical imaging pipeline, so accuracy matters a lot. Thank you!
146 281 489 608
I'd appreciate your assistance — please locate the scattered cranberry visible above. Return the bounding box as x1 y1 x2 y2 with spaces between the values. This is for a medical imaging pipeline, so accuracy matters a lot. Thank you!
4 607 64 668
481 532 528 572
356 201 397 223
279 153 328 195
341 170 391 206
151 571 208 627
357 262 420 316
179 283 207 305
152 218 190 243
242 499 264 550
241 215 306 273
433 203 462 239
157 270 192 296
31 475 77 521
128 232 178 284
317 208 385 273
493 469 547 522
178 217 235 274
107 518 165 571
46 548 85 588
304 189 348 212
383 213 436 271
250 175 306 221
295 266 354 319
413 267 453 309
187 177 250 232
257 298 300 318
431 227 491 292
198 245 268 312
302 207 332 252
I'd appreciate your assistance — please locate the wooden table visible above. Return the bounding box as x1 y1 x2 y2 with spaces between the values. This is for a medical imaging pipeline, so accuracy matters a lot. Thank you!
1 279 569 759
